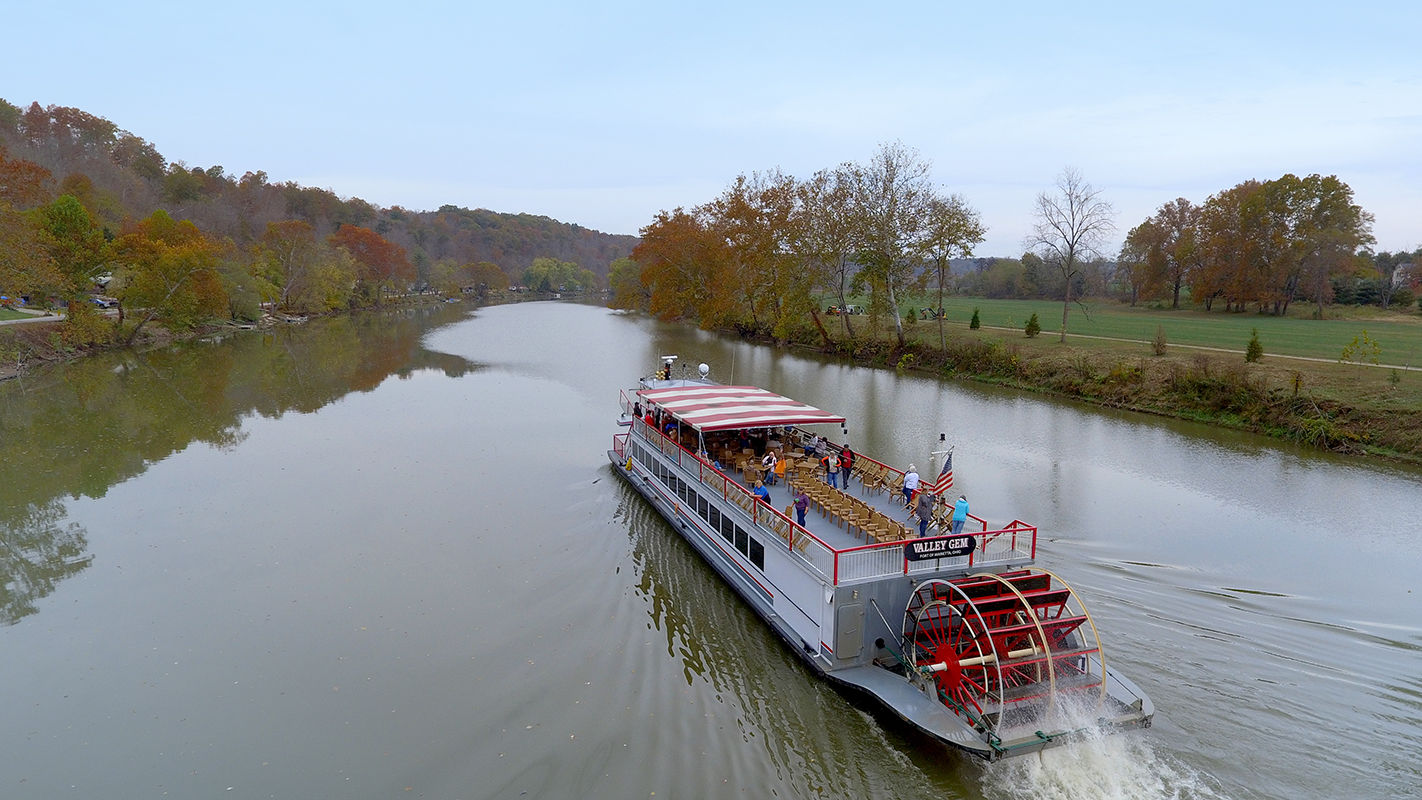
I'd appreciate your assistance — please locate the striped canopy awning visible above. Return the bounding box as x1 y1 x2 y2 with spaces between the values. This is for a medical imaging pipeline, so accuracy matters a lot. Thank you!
638 385 844 432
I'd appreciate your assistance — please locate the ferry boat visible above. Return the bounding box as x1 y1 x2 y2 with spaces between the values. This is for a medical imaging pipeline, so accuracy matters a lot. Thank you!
609 357 1153 760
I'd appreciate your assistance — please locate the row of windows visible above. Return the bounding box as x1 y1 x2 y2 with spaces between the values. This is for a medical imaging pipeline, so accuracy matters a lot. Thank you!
632 443 766 570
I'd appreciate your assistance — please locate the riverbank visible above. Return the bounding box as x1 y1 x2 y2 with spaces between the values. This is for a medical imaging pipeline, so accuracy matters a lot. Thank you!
739 314 1422 463
0 295 460 383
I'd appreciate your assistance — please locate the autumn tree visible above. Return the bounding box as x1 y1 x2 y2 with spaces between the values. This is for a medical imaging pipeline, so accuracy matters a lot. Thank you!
704 170 808 340
429 259 508 298
0 146 54 208
1284 174 1374 317
1117 220 1161 306
328 223 413 303
470 261 509 292
1146 198 1201 309
1026 168 1115 342
795 165 860 338
257 220 355 313
918 192 985 349
633 207 727 322
32 194 107 296
522 257 594 293
260 220 318 309
0 205 64 300
850 141 935 348
111 210 228 342
606 256 647 310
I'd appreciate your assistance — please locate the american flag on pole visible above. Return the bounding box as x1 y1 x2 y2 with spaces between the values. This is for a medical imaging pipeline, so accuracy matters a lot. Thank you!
931 449 954 495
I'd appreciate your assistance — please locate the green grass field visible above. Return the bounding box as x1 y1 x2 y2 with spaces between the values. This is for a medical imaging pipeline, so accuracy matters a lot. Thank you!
0 307 32 321
874 296 1422 368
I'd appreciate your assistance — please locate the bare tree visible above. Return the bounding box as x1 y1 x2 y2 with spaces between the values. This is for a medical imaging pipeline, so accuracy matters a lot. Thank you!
1025 168 1115 342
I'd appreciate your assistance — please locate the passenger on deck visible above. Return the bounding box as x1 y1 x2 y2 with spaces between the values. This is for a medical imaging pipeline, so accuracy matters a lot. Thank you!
915 490 935 537
752 480 771 504
903 464 920 506
824 454 839 488
839 445 855 488
794 489 809 526
952 495 969 535
761 450 778 485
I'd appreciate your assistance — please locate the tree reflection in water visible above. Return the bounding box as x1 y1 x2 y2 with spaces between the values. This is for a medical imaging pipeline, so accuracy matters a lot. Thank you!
0 304 478 626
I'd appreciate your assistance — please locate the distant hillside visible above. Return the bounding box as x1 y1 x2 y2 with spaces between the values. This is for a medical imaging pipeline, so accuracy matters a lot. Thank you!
0 99 638 283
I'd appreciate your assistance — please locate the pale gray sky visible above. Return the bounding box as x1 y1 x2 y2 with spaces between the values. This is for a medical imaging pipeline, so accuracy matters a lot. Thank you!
6 0 1418 256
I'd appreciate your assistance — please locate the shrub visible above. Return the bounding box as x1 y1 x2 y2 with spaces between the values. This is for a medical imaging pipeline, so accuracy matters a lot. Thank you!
969 307 981 330
1153 325 1168 356
1245 328 1263 363
1025 312 1040 338
1390 287 1414 309
61 301 117 348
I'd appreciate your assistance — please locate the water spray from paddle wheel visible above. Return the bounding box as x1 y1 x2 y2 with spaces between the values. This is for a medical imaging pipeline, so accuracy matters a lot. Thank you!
902 569 1108 736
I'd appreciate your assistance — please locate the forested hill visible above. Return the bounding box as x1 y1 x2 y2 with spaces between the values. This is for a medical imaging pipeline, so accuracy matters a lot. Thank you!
0 100 638 281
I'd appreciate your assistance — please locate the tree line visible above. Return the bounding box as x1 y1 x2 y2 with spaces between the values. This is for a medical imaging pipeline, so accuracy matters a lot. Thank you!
613 146 1415 347
1118 175 1402 317
0 99 635 340
610 141 986 350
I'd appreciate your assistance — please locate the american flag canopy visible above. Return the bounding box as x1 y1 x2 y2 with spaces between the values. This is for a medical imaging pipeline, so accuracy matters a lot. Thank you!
637 385 845 432
931 450 954 495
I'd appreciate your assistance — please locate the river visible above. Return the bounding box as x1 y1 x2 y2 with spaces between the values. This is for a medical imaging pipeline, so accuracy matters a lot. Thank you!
1 301 1418 799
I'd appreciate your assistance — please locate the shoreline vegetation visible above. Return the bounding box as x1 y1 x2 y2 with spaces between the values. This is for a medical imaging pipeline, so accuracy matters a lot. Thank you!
0 293 457 383
614 144 1420 465
717 298 1422 464
5 292 1420 463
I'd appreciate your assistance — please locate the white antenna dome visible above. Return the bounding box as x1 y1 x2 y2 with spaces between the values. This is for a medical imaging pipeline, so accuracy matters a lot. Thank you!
698 363 710 378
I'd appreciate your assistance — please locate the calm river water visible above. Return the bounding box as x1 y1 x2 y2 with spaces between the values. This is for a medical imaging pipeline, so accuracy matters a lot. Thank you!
1 301 1418 799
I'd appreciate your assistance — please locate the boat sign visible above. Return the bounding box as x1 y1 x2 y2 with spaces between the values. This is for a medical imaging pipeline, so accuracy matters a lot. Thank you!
904 535 975 561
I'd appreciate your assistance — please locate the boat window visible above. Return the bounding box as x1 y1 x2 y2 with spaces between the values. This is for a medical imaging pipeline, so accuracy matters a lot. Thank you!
719 514 734 541
749 538 765 570
710 507 721 529
697 495 709 519
734 526 748 554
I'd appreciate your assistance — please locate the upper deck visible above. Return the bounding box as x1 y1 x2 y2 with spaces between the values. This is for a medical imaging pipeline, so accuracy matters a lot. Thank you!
613 410 1037 587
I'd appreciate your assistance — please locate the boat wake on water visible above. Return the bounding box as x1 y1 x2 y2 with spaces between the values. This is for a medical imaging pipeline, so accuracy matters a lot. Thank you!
978 698 1225 800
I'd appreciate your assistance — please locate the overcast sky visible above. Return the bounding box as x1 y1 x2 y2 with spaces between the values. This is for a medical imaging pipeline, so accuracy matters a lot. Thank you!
5 1 1419 257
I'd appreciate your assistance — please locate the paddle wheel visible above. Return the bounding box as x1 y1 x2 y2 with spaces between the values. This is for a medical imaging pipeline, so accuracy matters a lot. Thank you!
902 569 1107 736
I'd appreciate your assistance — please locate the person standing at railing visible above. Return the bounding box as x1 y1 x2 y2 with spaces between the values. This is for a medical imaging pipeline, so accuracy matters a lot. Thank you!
824 454 839 488
915 489 935 537
753 480 771 505
902 464 920 506
839 445 855 489
794 488 810 526
951 495 969 535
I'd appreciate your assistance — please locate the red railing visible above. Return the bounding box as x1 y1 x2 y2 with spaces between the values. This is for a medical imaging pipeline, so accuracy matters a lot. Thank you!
614 420 1037 585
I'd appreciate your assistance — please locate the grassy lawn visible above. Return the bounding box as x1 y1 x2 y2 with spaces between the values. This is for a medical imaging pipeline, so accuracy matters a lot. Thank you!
877 296 1422 367
0 307 33 321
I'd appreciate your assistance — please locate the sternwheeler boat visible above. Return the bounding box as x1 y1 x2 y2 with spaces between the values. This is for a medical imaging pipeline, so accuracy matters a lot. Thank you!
609 357 1153 760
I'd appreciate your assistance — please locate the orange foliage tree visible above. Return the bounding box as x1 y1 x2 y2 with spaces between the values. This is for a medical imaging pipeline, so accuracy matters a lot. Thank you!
327 224 413 303
632 208 729 324
113 210 228 342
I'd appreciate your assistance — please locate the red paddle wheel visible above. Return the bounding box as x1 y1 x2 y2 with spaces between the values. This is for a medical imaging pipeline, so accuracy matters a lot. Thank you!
903 570 1107 736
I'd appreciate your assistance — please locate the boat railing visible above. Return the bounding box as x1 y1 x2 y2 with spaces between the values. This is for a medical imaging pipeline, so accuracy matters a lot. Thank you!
615 421 1034 586
834 519 1038 584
